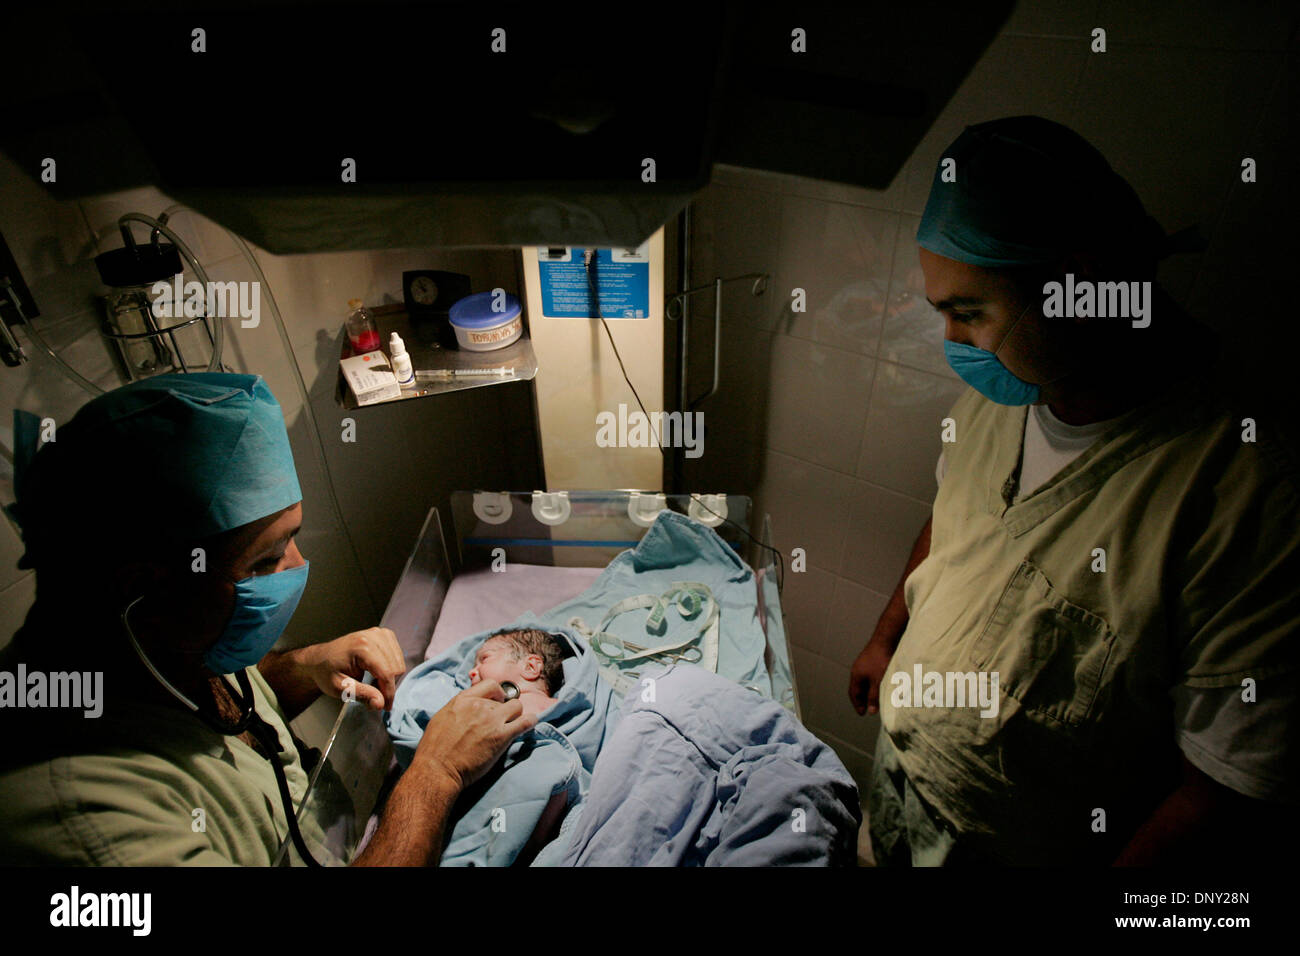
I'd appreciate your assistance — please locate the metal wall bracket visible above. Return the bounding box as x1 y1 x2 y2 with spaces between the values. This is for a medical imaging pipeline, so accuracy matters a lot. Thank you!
667 271 768 409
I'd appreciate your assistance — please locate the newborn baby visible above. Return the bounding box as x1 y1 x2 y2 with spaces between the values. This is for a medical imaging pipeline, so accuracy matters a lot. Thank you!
468 629 570 720
386 622 612 865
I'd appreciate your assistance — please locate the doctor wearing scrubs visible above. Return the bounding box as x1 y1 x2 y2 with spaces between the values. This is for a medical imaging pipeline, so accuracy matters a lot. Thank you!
0 373 534 865
849 116 1299 865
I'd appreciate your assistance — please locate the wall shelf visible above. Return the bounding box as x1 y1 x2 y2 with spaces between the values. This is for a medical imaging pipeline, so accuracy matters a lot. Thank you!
335 303 537 409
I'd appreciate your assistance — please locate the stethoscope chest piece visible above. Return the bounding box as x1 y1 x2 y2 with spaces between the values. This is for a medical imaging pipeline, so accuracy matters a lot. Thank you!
500 680 520 701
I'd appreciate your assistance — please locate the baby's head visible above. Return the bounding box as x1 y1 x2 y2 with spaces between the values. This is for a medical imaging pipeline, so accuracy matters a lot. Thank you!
469 629 570 697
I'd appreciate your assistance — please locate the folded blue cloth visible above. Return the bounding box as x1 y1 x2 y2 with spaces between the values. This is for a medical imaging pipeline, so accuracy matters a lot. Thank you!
559 663 861 866
545 510 773 695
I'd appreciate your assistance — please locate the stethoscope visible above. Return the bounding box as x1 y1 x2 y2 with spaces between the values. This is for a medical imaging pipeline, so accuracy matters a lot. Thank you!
500 680 521 701
121 595 324 867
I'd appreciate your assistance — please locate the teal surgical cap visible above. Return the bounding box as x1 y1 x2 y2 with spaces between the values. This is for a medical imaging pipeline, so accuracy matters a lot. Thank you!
9 373 301 571
916 115 1180 269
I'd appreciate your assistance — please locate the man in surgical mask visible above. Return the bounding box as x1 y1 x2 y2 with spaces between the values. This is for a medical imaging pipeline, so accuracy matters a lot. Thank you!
0 373 533 865
848 116 1298 865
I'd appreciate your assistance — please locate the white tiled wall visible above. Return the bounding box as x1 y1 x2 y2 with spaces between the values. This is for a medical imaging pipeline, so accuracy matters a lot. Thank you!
688 0 1293 799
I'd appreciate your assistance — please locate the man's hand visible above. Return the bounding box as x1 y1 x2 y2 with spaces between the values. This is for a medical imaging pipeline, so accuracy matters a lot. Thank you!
413 681 538 790
296 626 405 711
849 639 894 716
352 680 535 866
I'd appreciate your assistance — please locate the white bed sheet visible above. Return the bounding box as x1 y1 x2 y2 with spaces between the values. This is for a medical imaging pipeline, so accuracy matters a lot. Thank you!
424 563 604 661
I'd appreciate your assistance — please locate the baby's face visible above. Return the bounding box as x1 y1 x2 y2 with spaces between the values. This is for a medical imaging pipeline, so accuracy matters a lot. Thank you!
469 636 529 688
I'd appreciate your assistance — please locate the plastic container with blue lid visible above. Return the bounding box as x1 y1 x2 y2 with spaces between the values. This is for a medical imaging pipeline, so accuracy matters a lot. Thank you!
448 291 524 351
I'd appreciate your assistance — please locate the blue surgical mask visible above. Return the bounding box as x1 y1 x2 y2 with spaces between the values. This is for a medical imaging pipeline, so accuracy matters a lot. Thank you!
204 561 310 674
944 339 1042 405
943 303 1046 405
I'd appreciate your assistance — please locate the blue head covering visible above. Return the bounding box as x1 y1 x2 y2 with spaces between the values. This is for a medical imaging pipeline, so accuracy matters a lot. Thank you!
9 373 301 571
917 116 1182 269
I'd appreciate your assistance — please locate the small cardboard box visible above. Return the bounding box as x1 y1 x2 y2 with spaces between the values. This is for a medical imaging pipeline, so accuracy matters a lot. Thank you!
340 351 401 405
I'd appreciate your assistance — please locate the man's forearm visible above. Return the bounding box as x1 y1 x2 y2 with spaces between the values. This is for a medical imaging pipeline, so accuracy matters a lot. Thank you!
1114 783 1219 865
256 648 321 720
351 763 461 866
870 514 932 652
1113 757 1245 865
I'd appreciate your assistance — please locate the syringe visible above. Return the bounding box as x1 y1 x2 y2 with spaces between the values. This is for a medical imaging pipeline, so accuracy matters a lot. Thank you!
414 367 516 382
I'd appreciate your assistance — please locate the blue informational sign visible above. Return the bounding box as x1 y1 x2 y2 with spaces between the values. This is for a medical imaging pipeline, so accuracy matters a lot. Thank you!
536 243 650 319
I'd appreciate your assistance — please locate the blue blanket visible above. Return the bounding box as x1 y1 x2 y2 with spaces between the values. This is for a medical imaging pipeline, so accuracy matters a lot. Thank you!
558 663 861 866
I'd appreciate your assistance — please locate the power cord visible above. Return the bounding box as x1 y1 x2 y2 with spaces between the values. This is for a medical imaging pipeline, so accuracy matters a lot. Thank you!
584 249 663 451
689 494 784 596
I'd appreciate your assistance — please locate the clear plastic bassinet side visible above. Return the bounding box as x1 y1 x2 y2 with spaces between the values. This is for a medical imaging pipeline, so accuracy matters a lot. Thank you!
275 506 452 866
449 490 797 717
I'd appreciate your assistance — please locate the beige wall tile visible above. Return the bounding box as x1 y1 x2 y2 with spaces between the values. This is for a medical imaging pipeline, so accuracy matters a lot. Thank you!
756 450 858 574
857 360 965 500
765 335 875 473
772 196 897 355
802 650 880 754
839 479 932 594
879 214 954 378
779 562 838 656
824 577 891 669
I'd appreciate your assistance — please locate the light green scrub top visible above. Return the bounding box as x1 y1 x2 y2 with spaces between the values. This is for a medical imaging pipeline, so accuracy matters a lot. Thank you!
874 358 1300 865
0 663 342 866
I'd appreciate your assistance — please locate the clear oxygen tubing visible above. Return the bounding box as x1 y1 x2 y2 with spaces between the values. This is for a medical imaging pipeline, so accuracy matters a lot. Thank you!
11 296 104 394
156 205 380 621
